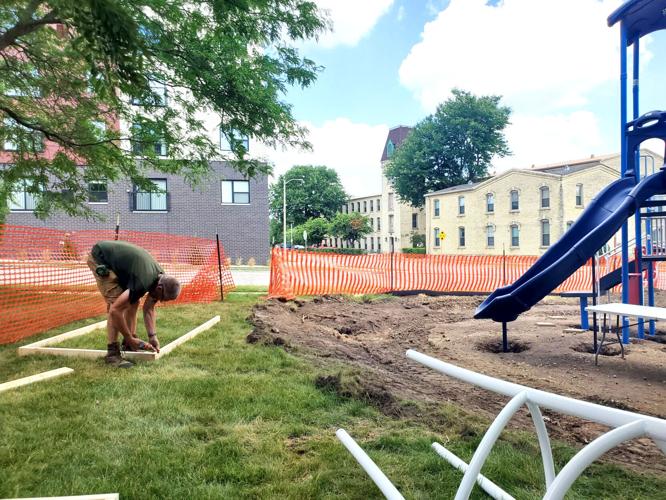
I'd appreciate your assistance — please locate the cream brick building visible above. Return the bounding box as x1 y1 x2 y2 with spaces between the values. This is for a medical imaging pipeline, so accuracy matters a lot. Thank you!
326 125 426 253
425 151 663 255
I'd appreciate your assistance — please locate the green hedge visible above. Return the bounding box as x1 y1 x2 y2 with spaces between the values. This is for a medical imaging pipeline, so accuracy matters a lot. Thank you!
402 247 426 254
307 248 368 255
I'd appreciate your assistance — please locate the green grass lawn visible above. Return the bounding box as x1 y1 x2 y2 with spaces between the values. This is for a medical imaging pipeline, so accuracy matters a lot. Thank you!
0 295 663 499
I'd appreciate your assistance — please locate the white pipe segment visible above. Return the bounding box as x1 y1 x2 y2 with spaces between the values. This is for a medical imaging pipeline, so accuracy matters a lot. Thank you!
405 349 666 442
336 429 405 500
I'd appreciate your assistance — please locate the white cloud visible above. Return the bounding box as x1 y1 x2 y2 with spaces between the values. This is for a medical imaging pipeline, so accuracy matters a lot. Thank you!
253 119 389 197
313 0 394 48
492 111 604 173
399 0 642 112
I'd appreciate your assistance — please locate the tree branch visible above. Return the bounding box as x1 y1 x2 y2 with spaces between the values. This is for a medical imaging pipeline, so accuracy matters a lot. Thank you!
0 9 62 52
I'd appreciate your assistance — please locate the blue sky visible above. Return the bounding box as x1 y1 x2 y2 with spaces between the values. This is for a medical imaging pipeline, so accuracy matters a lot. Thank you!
255 0 666 197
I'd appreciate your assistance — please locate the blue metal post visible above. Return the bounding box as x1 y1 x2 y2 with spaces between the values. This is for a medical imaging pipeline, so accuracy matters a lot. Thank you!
620 24 630 345
579 295 589 330
632 37 645 339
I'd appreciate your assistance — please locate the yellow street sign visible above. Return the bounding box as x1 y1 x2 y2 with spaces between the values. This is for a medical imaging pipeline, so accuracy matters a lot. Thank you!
439 231 446 240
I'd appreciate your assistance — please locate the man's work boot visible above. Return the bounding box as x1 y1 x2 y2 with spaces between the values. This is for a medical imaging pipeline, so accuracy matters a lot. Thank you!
105 342 133 368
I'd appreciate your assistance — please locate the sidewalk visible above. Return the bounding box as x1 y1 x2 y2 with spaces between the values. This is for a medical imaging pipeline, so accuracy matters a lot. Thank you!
230 266 270 287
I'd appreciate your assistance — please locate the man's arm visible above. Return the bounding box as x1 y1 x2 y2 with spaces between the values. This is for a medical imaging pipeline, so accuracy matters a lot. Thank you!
143 295 160 352
109 291 155 352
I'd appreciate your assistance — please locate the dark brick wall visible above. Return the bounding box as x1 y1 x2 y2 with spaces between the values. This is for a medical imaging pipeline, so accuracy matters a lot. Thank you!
6 161 270 264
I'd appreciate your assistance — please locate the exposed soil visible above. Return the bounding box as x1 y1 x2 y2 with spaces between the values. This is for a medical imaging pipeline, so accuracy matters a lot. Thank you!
249 293 666 475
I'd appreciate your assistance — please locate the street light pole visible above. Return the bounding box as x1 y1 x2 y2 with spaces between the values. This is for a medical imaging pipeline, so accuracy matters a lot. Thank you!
283 176 304 251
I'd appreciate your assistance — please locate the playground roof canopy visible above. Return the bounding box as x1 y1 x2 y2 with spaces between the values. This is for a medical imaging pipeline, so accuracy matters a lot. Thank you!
608 0 666 42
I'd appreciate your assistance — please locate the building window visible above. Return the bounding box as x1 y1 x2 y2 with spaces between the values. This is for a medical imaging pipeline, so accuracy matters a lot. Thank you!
88 181 108 203
370 218 374 230
378 241 381 252
541 219 550 247
566 220 574 230
486 225 495 247
388 193 394 211
370 199 374 211
433 199 440 217
511 224 520 247
388 214 394 234
575 184 583 206
221 180 250 204
3 118 43 152
510 190 519 211
412 213 418 229
370 237 374 251
9 180 38 211
131 79 168 106
486 193 494 213
386 139 395 158
434 227 440 247
377 217 381 230
364 238 368 250
540 186 550 209
458 227 465 247
133 179 167 211
132 123 167 156
377 199 381 211
363 201 367 212
458 196 465 215
220 128 249 152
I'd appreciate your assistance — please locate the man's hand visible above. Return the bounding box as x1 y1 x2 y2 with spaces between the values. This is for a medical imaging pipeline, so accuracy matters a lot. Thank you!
148 335 160 353
125 336 156 352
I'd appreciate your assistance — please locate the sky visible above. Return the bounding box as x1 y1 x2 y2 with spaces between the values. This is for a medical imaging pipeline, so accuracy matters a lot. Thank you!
254 0 666 197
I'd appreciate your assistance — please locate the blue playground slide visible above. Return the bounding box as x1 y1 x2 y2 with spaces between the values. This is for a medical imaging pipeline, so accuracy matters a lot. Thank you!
474 168 666 323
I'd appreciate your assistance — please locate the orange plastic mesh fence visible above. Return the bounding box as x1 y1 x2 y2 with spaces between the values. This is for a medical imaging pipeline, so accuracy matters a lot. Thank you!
268 249 657 299
0 225 235 345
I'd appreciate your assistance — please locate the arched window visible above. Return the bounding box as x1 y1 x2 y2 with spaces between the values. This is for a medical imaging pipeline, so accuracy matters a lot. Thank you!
433 227 441 248
576 184 583 206
541 219 550 247
458 226 466 247
486 193 494 213
510 224 520 247
540 186 550 208
486 225 495 247
510 190 519 211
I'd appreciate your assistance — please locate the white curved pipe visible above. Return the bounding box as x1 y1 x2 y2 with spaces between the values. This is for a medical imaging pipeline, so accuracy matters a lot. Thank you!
527 402 556 487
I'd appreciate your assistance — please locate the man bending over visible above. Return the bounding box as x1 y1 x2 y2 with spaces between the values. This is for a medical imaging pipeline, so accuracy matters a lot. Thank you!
87 240 181 367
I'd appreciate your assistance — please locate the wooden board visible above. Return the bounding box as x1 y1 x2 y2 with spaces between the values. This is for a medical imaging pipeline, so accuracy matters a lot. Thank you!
21 320 107 349
17 316 220 362
18 347 155 361
0 367 74 394
156 315 221 359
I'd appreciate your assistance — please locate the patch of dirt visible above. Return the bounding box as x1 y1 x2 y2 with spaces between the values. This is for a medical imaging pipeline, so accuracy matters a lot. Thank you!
249 293 666 475
572 341 623 357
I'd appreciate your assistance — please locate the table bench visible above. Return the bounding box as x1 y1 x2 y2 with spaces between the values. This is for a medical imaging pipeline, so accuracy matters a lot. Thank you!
586 303 666 364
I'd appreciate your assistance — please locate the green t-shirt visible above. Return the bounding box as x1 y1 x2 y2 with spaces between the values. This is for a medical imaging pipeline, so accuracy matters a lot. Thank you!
92 241 164 303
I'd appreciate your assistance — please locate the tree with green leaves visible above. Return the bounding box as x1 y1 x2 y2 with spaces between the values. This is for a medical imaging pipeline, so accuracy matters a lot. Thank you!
269 165 348 228
0 0 328 220
329 212 371 247
384 89 511 207
300 217 329 246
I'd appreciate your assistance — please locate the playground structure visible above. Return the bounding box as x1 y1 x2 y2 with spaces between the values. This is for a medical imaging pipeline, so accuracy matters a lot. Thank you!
475 0 666 348
337 1 666 498
338 350 666 500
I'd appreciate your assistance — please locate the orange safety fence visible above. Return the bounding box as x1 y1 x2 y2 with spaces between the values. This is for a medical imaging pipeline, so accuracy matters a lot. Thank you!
268 249 666 299
0 225 235 345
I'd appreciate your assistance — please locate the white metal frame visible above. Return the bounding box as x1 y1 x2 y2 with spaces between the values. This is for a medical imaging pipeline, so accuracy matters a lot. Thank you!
4 495 119 500
337 349 666 500
17 317 221 361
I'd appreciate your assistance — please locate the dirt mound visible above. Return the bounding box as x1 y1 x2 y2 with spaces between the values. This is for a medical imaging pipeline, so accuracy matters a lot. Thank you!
248 293 666 474
572 341 623 357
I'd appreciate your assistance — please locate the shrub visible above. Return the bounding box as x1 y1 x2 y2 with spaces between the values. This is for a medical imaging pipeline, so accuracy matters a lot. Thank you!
307 248 367 255
402 247 426 254
247 257 256 266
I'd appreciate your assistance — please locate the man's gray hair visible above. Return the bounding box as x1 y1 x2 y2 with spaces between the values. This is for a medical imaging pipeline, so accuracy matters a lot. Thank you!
160 275 181 301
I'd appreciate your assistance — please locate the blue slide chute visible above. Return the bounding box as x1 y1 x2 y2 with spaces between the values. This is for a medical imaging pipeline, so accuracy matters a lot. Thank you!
474 168 666 323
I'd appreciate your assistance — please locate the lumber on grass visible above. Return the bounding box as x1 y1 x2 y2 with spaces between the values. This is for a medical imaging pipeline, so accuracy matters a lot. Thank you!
20 321 107 349
17 346 156 361
0 367 74 394
156 315 221 359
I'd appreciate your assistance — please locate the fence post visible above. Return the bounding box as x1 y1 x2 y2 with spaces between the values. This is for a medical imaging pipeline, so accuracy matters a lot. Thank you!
216 233 224 302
